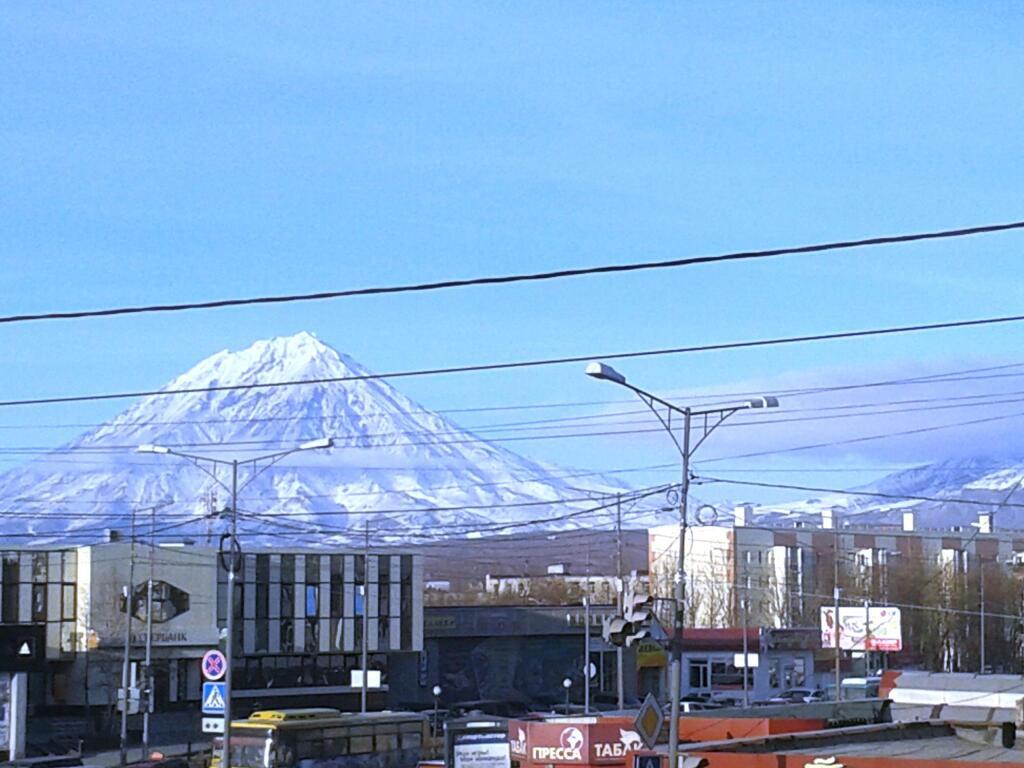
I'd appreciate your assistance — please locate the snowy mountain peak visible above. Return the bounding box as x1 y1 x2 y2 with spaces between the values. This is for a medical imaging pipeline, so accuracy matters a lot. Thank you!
164 331 365 389
0 334 628 544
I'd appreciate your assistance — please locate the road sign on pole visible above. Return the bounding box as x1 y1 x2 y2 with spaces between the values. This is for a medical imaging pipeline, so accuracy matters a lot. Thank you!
202 649 227 681
202 717 225 734
202 682 227 715
0 626 46 673
634 693 663 749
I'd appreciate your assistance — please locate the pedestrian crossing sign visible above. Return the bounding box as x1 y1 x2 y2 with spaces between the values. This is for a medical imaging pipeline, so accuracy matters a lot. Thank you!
202 681 226 714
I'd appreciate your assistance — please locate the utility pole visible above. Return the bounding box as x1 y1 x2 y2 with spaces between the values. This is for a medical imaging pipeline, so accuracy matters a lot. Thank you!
583 547 591 715
361 521 369 714
615 494 624 709
142 505 156 756
980 556 986 675
224 459 238 768
119 510 137 768
833 519 841 700
863 598 871 677
741 557 749 708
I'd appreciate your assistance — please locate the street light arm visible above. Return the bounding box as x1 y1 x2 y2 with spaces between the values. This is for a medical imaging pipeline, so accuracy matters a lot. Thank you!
633 391 686 459
141 447 233 494
235 439 333 492
587 372 687 458
689 407 742 454
137 439 334 495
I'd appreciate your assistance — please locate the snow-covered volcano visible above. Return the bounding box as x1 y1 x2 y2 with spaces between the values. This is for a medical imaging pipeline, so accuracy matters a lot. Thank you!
0 333 628 544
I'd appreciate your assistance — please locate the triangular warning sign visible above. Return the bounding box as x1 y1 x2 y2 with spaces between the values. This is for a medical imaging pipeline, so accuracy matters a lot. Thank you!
203 685 225 710
17 641 31 656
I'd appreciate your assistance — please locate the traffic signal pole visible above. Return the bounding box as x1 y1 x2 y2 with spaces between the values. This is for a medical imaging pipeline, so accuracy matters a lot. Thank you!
667 408 691 768
615 495 624 710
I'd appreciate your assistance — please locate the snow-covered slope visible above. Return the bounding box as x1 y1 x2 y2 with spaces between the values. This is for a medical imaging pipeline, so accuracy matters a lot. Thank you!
0 333 629 544
751 456 1024 530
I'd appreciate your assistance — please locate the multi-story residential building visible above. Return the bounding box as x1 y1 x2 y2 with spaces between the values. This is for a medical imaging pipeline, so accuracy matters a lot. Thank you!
649 505 1024 636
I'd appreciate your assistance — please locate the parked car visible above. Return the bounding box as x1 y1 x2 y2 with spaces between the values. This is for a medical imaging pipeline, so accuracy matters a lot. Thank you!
447 699 531 719
767 687 827 704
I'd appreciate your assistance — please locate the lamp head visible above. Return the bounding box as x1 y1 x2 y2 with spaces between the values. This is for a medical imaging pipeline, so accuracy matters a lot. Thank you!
585 362 627 385
298 437 334 451
562 677 572 689
137 444 170 455
745 395 780 409
432 685 442 697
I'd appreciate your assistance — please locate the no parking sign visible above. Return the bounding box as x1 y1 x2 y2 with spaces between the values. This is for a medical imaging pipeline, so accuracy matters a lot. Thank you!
202 649 226 681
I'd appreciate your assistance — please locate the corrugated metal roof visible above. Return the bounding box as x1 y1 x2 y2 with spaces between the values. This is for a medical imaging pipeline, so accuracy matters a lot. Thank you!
781 734 1024 763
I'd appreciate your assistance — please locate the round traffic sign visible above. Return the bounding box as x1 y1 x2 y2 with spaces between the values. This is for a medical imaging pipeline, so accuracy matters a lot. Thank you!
202 649 227 681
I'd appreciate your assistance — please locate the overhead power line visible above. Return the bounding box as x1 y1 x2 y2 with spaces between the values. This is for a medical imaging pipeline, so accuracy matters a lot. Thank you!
697 475 1024 511
6 311 1024 409
5 219 1023 326
3 359 1021 432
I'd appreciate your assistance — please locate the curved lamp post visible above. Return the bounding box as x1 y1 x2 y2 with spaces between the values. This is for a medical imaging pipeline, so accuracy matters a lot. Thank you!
585 362 778 768
137 437 333 768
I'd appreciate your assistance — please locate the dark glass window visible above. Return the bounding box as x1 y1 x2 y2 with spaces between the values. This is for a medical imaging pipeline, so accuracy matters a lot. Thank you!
32 553 47 583
305 555 320 585
379 556 390 617
256 585 269 619
280 618 294 653
32 584 46 622
256 554 270 584
400 555 413 649
281 554 295 582
2 554 19 623
330 556 344 619
306 618 319 652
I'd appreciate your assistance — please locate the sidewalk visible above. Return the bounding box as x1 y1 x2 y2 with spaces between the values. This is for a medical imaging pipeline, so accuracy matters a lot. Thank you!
82 741 211 768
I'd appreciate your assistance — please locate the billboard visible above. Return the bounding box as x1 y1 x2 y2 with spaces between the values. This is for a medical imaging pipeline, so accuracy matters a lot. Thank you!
508 721 644 765
820 606 902 652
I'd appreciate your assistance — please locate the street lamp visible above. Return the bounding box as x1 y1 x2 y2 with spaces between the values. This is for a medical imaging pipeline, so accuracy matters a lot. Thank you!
431 685 442 747
137 437 334 768
585 362 778 768
562 677 572 715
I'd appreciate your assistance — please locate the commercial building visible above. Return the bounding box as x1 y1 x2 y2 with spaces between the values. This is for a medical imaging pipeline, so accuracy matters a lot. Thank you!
0 542 423 746
403 604 640 712
675 628 819 703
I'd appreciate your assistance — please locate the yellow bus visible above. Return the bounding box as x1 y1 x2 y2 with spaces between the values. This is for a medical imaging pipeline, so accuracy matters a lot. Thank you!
212 709 430 768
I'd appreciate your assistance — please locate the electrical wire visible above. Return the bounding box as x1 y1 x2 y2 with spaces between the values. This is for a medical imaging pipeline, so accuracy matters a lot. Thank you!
7 312 1024 409
3 359 1024 433
6 219 1023 325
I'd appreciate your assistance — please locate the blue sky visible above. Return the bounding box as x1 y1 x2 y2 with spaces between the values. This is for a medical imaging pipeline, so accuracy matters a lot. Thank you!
3 2 1024 504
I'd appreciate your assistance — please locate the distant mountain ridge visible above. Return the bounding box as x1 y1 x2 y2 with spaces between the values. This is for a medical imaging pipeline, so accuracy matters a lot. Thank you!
752 456 1024 530
0 333 629 544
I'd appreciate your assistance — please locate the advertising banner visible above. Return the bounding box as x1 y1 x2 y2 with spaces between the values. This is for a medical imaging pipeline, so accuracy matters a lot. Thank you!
454 734 511 768
820 606 902 652
509 720 644 765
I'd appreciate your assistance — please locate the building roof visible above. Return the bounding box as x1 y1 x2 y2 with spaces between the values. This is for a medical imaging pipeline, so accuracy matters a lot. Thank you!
683 721 1024 765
